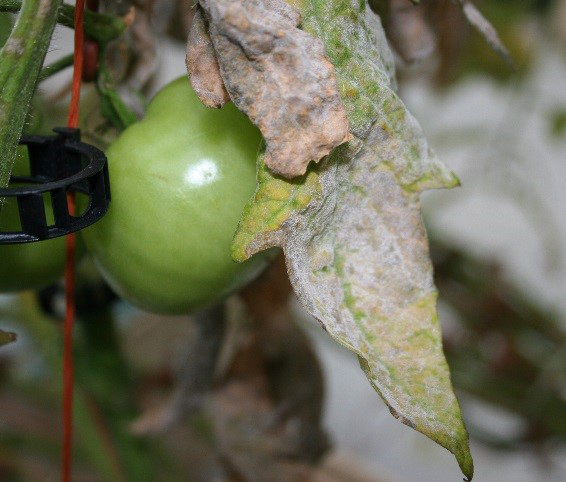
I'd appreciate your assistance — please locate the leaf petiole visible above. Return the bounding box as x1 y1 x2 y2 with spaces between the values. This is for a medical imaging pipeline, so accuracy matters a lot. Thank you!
0 0 127 44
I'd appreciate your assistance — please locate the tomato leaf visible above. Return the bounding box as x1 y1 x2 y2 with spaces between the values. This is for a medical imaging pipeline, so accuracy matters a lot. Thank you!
232 1 473 479
0 329 16 347
185 8 230 109
96 53 139 131
197 0 351 178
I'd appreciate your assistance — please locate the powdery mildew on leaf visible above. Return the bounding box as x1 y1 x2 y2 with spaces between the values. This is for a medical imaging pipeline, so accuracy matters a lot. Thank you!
232 0 473 479
198 0 351 178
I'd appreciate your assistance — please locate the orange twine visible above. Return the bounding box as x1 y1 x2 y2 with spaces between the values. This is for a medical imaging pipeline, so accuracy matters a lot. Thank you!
62 0 85 480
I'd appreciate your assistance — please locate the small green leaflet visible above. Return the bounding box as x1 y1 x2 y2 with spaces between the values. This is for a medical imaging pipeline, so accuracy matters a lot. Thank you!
0 329 16 347
96 56 138 131
231 0 473 479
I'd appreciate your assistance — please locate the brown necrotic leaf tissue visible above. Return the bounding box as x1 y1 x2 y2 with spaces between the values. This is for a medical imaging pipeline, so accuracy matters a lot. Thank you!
186 8 230 109
196 0 351 178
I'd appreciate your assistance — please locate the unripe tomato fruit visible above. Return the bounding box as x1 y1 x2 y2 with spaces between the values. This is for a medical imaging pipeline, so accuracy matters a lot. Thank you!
81 77 271 314
0 150 84 293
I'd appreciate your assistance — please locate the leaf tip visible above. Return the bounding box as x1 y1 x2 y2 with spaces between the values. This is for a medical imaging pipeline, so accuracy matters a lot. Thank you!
453 435 474 481
231 234 250 263
0 329 17 347
449 172 462 188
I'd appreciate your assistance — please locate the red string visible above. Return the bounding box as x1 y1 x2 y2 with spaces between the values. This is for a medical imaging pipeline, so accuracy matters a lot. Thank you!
61 200 76 482
62 0 85 480
67 0 85 129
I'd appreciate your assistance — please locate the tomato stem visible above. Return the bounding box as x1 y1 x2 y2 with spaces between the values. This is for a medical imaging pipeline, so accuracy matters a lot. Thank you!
0 0 63 205
39 53 74 82
0 0 127 44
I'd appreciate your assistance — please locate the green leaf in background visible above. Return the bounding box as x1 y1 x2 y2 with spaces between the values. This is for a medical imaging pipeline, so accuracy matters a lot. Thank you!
0 328 16 346
96 54 139 131
231 0 473 479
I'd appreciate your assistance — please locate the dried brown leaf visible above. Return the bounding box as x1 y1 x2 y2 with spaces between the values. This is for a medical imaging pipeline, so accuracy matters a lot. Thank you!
208 278 328 478
123 8 158 92
386 0 436 65
208 380 316 481
198 0 351 178
185 8 230 109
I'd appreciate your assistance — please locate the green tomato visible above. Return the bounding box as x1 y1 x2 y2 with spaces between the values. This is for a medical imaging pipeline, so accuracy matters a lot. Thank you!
0 200 66 293
81 77 271 315
0 150 84 293
0 87 89 294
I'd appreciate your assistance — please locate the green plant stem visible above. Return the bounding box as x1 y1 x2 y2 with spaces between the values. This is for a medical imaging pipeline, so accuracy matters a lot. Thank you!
38 53 74 82
0 11 13 48
0 0 62 197
96 50 139 130
0 0 127 44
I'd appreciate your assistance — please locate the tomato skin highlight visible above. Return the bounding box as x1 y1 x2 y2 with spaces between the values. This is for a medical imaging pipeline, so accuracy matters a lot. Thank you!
81 77 271 315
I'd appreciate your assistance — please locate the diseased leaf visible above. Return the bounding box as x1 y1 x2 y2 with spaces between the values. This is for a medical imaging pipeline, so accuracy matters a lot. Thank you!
186 8 230 108
0 329 16 347
198 0 351 178
232 1 473 479
232 157 322 262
